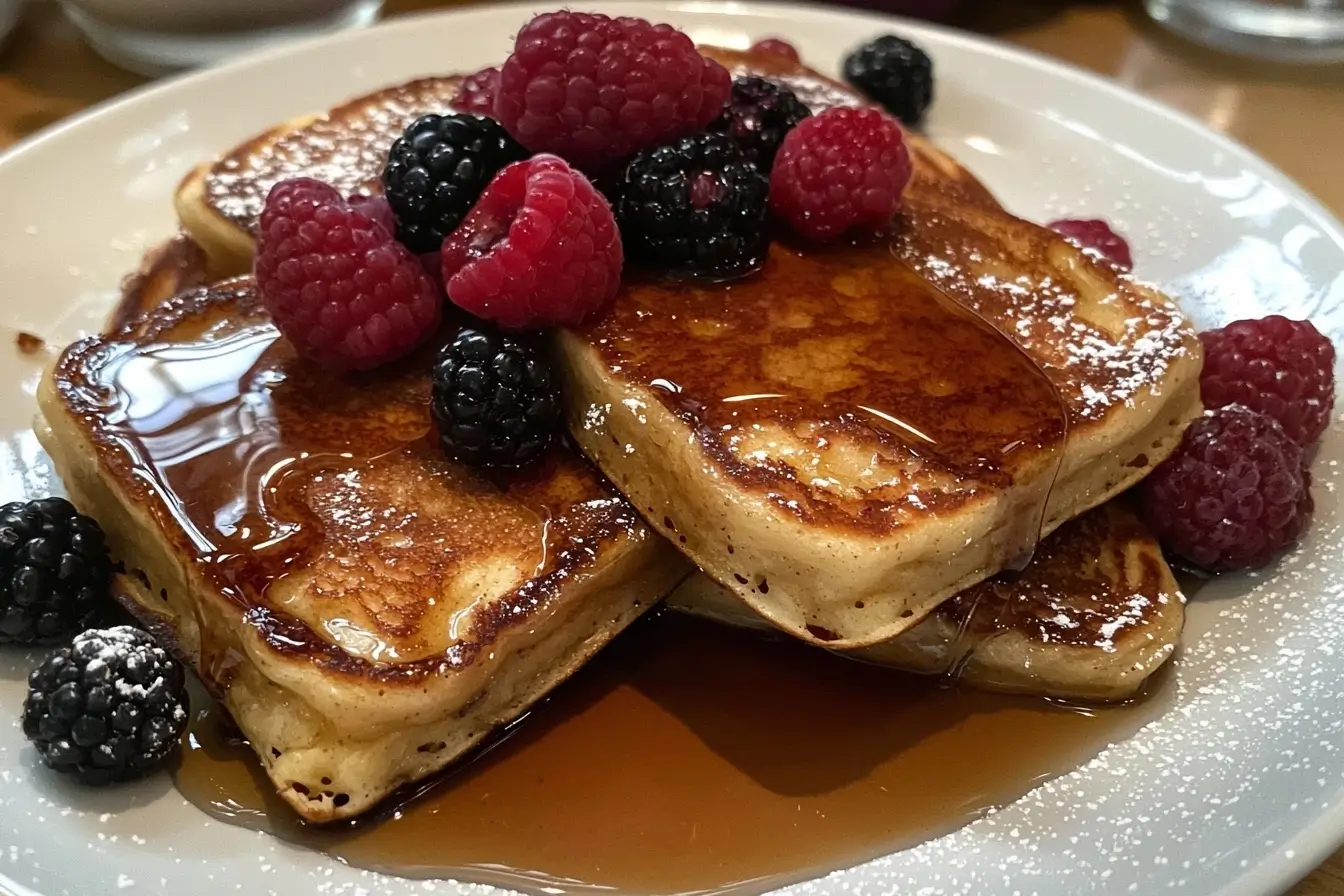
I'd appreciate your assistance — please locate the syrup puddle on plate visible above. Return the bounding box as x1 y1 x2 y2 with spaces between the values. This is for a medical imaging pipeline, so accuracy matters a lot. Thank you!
173 612 1169 896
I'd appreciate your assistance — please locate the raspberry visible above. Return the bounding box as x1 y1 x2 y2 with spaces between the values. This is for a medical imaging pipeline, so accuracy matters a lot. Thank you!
431 328 560 468
347 192 396 235
351 194 445 286
1048 218 1134 271
614 132 769 279
1200 316 1336 446
441 155 621 329
769 107 912 243
1139 405 1312 572
708 76 812 171
843 35 934 126
493 11 732 171
381 114 529 253
749 37 800 62
452 66 500 116
255 178 442 370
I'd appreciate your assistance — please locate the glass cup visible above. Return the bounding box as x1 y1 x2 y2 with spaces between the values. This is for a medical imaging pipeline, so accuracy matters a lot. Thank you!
1144 0 1344 62
58 0 385 76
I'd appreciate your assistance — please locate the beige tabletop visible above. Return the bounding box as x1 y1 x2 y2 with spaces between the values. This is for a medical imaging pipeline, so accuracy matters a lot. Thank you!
1 0 1342 892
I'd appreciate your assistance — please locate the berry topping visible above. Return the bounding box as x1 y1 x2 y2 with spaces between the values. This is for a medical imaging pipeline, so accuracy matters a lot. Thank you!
452 66 501 116
256 177 442 371
707 76 812 171
1200 316 1336 447
441 155 622 329
381 113 530 253
0 498 111 646
493 11 732 171
1139 405 1312 573
23 626 189 785
842 34 934 126
431 328 561 468
347 192 397 236
769 107 912 243
614 132 769 279
1048 218 1134 272
748 37 800 62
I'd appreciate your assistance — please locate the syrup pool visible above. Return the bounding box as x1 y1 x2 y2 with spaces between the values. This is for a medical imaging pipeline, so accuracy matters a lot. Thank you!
173 612 1167 895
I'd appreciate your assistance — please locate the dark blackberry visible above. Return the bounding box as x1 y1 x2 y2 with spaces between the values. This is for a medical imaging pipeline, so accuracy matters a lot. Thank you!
431 328 560 468
0 497 111 646
708 76 812 171
23 626 189 785
381 114 529 253
843 35 934 126
613 132 769 279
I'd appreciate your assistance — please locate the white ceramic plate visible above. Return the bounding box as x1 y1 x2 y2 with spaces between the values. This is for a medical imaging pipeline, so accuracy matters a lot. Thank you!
2 3 1343 895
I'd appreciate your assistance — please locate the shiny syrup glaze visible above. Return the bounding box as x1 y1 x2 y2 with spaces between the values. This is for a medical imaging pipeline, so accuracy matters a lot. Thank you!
173 612 1167 895
57 282 639 678
579 240 1069 549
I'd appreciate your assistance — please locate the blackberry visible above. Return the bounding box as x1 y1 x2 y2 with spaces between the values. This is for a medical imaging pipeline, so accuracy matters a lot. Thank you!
708 76 812 171
843 35 934 126
0 497 111 646
23 626 189 785
431 328 560 468
381 114 529 253
613 132 769 280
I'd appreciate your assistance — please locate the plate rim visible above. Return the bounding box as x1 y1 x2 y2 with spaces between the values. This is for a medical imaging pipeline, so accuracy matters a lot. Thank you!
1 3 1343 895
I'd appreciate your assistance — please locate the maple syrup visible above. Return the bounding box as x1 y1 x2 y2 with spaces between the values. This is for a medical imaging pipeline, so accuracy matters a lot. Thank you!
173 612 1166 895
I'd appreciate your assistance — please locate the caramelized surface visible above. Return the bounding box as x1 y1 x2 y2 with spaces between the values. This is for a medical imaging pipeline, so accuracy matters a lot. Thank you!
580 243 1068 531
174 612 1167 894
203 76 463 234
939 501 1175 649
55 279 640 680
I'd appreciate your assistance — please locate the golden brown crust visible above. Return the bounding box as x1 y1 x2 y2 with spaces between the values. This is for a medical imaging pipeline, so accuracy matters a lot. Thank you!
572 242 1068 535
936 501 1177 650
201 76 464 238
110 231 210 333
54 278 648 687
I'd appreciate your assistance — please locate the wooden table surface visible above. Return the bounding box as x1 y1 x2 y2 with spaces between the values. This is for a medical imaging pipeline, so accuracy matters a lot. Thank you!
1 0 1341 892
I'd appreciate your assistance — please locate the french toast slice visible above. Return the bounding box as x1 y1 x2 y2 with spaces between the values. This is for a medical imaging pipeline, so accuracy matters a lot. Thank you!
37 278 688 822
557 49 1202 648
169 50 1201 650
669 501 1184 701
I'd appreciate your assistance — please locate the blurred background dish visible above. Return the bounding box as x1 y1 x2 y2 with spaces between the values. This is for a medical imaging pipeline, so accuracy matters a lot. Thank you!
1145 0 1344 62
55 0 383 75
0 0 20 49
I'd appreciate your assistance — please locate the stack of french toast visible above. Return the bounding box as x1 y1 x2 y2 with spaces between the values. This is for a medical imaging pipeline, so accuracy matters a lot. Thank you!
33 22 1227 825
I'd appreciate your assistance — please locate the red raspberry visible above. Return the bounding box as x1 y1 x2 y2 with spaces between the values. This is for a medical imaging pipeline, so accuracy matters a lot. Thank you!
749 37 801 62
1139 405 1312 573
452 66 500 116
440 155 621 329
347 192 396 235
1200 315 1336 446
769 107 912 243
1048 218 1133 271
255 178 441 370
493 12 732 171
